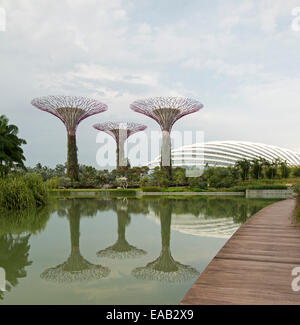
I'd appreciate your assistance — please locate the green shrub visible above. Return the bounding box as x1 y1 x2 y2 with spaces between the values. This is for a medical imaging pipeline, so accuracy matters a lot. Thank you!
109 189 137 196
230 186 247 192
139 177 148 188
24 173 49 207
141 186 162 192
160 177 170 189
246 185 287 190
58 176 72 188
198 181 208 189
0 174 49 210
293 183 300 194
190 188 208 192
0 176 35 210
162 187 189 192
294 168 300 177
45 176 59 189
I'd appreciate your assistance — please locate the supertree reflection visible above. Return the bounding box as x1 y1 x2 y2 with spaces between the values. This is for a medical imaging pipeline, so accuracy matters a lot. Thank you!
132 200 199 283
97 199 147 259
41 200 110 283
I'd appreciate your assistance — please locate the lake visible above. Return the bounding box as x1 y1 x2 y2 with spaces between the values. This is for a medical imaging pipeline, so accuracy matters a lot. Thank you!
0 196 278 305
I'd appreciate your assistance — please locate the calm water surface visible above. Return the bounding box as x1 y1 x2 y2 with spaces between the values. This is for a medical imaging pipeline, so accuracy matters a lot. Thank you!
0 197 278 305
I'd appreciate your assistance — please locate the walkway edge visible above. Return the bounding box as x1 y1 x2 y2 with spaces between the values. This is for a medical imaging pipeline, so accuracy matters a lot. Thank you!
180 199 300 305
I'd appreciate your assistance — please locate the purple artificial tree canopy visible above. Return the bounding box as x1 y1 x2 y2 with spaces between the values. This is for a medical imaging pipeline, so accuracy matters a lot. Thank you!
93 122 147 142
31 95 108 135
130 97 203 132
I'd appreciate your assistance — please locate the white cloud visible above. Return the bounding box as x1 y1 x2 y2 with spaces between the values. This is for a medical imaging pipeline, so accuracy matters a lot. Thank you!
1 0 300 166
183 58 263 77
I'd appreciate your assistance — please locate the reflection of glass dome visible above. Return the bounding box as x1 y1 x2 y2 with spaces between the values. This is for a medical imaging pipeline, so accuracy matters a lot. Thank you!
41 201 110 283
132 201 199 283
97 199 147 259
146 197 273 238
147 212 238 238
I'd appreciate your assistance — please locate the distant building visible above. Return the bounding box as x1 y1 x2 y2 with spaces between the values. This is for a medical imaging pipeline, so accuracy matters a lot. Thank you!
148 141 300 168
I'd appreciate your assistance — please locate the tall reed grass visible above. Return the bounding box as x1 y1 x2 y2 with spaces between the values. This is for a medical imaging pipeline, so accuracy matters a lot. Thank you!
0 174 49 210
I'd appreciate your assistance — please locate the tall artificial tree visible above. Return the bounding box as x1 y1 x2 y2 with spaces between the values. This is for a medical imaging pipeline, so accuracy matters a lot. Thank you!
130 97 203 179
93 122 146 169
31 95 107 181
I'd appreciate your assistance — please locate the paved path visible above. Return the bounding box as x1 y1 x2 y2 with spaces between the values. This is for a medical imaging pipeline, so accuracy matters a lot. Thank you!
181 199 300 305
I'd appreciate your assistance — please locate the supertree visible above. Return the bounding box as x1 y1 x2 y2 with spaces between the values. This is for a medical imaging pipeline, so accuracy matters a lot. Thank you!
40 200 110 283
130 97 203 178
97 199 147 259
131 199 199 283
31 95 108 181
93 122 147 169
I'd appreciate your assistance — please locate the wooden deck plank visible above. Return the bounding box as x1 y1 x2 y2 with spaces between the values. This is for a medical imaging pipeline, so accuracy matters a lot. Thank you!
181 199 300 305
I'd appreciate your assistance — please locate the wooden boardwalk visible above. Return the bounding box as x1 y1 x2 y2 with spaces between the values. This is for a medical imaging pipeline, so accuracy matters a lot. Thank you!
181 199 300 305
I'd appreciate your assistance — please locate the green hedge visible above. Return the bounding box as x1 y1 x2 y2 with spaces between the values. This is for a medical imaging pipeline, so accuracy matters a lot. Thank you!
246 185 288 190
141 186 162 192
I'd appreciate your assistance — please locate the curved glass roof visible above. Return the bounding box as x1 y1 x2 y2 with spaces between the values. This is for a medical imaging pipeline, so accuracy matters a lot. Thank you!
148 141 300 168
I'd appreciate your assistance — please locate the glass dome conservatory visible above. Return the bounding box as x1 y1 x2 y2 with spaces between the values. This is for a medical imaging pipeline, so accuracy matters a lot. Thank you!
148 141 300 168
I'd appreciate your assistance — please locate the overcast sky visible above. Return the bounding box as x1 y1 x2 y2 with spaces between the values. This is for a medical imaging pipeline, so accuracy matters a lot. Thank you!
1 0 300 168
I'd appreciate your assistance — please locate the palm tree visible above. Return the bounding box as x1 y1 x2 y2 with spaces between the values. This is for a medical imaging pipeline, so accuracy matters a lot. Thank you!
0 115 26 177
280 160 290 178
251 158 264 179
235 158 251 181
0 234 32 300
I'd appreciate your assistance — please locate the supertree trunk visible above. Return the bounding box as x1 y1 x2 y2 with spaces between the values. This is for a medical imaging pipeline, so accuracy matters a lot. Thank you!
69 204 80 253
67 132 79 181
154 202 178 272
116 138 126 170
161 130 172 179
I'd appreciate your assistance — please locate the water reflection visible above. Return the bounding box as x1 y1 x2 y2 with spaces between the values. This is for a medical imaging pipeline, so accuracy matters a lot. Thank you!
0 206 52 299
41 200 110 283
147 197 278 237
132 199 200 283
97 199 147 259
0 197 279 304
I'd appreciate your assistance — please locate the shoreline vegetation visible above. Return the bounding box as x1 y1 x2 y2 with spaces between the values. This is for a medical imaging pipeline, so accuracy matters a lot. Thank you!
0 163 299 211
293 184 300 223
0 174 49 211
49 184 289 193
19 161 300 192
